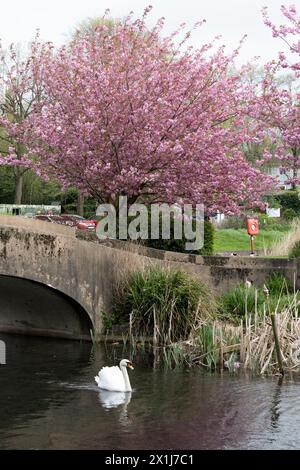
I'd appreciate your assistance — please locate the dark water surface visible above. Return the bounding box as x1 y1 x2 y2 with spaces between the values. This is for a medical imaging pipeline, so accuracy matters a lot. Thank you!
0 333 300 450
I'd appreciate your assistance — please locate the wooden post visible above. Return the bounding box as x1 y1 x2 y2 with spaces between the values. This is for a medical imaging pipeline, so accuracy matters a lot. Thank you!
250 235 254 255
270 314 284 376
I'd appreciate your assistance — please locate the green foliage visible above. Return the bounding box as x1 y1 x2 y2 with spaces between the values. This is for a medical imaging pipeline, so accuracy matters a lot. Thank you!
197 323 220 369
275 191 300 214
219 284 265 320
0 167 15 203
83 198 97 218
101 310 123 332
60 187 79 205
196 322 240 370
263 195 281 209
113 266 216 343
201 221 214 255
282 208 297 220
219 216 246 230
0 166 62 205
145 218 214 255
258 214 290 231
264 272 292 294
219 273 294 322
289 240 300 258
163 343 187 369
22 171 61 205
266 294 293 313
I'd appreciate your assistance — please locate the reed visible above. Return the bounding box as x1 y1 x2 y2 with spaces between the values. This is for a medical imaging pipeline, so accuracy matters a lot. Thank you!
179 292 300 374
269 218 300 257
114 266 216 345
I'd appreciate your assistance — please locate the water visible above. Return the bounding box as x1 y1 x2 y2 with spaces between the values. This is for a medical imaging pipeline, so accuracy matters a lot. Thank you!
1 333 300 450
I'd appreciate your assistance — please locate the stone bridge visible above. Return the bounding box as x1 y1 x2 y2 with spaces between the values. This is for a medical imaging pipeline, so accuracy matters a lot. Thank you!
0 215 299 340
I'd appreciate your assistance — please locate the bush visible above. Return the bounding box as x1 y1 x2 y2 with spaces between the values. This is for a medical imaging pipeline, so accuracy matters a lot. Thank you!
201 220 215 255
282 208 297 220
275 191 300 214
258 214 290 231
263 195 281 209
145 219 214 255
113 266 216 343
289 240 300 258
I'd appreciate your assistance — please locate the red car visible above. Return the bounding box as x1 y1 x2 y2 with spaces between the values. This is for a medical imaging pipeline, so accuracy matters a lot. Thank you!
35 214 96 230
59 214 85 227
77 220 97 231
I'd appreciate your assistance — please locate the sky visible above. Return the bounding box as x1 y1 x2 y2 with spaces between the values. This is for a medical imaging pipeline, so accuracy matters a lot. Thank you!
0 0 299 64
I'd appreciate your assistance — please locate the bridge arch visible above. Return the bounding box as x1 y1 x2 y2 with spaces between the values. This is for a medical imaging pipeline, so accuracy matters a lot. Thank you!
0 217 109 338
0 275 93 340
0 216 151 339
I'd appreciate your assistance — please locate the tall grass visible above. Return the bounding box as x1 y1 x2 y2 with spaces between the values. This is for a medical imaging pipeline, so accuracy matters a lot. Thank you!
183 293 300 374
269 218 300 257
107 264 300 374
289 240 300 258
218 273 294 323
113 266 216 345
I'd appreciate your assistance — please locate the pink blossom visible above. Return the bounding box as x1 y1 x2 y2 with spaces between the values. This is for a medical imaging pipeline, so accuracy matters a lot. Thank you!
23 11 273 213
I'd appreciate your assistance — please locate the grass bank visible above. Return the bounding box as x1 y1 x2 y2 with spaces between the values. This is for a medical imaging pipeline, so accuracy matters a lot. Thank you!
214 228 286 253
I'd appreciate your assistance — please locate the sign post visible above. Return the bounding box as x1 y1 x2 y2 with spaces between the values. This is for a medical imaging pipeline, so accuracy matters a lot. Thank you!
246 217 259 255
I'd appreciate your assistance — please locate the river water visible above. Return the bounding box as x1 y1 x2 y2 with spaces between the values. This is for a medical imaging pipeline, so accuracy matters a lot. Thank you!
1 333 300 450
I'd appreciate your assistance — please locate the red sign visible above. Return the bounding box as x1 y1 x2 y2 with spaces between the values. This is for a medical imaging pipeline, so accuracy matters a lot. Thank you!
247 218 259 236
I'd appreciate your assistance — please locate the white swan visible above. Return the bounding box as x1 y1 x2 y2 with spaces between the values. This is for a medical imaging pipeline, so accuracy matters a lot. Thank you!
98 390 132 409
94 359 134 392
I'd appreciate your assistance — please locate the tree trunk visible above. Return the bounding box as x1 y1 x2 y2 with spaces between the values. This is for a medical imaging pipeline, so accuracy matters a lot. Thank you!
14 173 23 204
77 192 85 217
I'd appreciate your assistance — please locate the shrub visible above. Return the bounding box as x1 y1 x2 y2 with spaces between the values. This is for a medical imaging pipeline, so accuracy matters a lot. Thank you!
282 208 297 220
289 240 300 258
113 266 216 343
263 195 281 209
275 191 300 214
258 214 290 232
145 219 214 255
201 220 215 255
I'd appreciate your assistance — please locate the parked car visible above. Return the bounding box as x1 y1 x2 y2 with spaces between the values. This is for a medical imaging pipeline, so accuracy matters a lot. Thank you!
34 213 97 230
60 214 97 230
59 214 85 227
77 220 97 231
86 219 98 228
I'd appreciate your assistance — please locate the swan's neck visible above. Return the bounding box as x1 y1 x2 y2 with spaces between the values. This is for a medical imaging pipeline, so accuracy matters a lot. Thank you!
121 366 132 392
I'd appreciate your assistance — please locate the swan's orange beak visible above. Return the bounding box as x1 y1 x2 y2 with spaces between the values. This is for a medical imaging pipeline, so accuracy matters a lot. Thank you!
127 362 134 370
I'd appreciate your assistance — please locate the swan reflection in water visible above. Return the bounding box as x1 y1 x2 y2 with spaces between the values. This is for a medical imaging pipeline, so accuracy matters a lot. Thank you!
98 390 132 425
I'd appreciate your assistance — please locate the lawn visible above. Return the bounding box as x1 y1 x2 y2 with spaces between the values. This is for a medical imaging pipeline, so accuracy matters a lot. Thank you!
214 228 286 253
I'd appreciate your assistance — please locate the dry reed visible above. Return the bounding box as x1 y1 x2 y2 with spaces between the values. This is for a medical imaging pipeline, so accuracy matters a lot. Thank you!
269 219 300 257
185 294 300 374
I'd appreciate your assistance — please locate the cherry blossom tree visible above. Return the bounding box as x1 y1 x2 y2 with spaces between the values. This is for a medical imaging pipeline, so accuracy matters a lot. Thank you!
0 42 41 204
254 5 300 188
253 74 299 188
262 4 300 76
27 8 273 215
